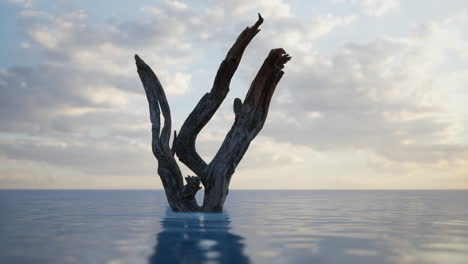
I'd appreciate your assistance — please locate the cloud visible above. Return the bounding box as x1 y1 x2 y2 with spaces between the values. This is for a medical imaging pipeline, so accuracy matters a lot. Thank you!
7 0 33 8
0 1 467 189
0 3 203 188
259 11 468 167
334 0 399 16
203 0 292 21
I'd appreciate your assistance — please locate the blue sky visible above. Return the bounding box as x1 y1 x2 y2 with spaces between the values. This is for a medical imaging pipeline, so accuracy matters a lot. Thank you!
1 0 467 189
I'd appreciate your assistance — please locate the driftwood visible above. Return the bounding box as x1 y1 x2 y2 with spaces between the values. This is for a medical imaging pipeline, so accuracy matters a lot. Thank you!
136 14 290 212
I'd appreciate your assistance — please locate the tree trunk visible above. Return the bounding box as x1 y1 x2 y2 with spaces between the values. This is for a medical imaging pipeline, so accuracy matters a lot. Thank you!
135 14 290 212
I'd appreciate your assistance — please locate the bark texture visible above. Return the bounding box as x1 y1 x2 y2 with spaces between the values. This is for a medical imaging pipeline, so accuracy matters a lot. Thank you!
135 14 290 212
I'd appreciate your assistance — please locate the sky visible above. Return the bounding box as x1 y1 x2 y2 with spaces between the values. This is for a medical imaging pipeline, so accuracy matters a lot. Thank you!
0 0 467 189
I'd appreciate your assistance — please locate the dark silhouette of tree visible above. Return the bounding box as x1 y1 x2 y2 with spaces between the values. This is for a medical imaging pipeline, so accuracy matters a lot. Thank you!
135 14 290 212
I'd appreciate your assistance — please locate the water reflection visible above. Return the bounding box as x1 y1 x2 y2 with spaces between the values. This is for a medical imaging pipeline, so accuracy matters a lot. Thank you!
1 191 467 264
149 208 250 264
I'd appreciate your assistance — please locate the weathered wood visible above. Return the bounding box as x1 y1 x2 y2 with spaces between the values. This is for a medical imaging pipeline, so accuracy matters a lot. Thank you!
175 14 264 186
201 48 290 212
135 14 290 212
136 55 200 212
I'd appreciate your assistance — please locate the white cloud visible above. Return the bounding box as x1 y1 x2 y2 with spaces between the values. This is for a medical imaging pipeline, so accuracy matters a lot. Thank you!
160 72 192 96
335 0 399 16
19 42 30 48
260 11 468 171
1 1 467 189
83 85 129 106
306 111 323 120
30 29 58 49
163 0 188 11
204 0 292 21
7 0 33 8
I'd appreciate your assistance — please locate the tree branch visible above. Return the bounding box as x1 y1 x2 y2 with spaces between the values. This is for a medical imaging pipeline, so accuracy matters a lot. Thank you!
135 14 289 213
135 55 200 212
201 48 290 212
176 14 264 185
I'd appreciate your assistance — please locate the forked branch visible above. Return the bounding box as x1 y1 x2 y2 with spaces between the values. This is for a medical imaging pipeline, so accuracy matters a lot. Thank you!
135 14 289 212
201 49 291 211
176 14 264 185
136 55 200 212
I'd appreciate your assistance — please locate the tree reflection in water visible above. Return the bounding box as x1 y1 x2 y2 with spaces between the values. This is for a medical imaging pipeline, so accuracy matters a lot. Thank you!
149 209 250 264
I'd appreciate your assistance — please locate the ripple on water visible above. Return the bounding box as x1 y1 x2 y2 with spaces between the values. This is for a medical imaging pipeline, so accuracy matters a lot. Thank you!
0 190 467 264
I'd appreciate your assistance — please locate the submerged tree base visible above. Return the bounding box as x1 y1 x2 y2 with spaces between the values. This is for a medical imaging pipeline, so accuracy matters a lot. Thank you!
135 14 290 212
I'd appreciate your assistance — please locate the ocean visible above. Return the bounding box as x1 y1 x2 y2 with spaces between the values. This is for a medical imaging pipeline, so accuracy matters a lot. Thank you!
0 190 467 263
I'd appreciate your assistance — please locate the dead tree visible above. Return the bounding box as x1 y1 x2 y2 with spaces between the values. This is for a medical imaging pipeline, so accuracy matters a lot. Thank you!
135 14 290 212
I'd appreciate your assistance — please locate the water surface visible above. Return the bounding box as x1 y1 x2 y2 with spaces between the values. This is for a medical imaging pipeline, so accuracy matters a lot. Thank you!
0 190 467 263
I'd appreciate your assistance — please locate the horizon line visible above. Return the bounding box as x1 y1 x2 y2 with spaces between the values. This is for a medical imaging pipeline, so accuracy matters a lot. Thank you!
1 188 467 191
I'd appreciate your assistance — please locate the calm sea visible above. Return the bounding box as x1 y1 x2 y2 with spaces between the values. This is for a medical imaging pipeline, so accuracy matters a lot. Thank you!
0 190 467 263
